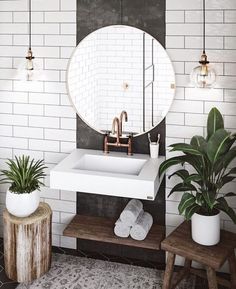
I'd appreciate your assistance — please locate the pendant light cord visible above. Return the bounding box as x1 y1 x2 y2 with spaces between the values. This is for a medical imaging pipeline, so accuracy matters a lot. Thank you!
203 0 206 54
29 0 32 50
120 0 123 24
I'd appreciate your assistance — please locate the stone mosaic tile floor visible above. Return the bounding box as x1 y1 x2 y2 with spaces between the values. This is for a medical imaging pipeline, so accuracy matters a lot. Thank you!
0 239 227 289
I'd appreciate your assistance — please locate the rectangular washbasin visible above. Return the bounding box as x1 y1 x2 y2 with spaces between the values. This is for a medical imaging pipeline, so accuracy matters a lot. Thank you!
50 149 165 200
73 154 147 176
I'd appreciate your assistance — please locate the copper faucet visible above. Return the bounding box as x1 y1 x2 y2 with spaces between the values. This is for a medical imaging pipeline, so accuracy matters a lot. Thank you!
112 117 120 143
119 110 128 136
104 116 132 155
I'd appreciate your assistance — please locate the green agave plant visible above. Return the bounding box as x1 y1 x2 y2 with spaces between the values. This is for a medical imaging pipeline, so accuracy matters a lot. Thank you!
159 107 236 223
0 155 47 194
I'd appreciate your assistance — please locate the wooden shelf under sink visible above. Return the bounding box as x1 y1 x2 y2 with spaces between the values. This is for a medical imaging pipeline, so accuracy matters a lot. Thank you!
63 215 165 250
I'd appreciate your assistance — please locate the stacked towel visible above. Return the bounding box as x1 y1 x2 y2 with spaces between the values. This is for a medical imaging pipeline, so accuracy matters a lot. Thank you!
114 218 131 238
114 199 153 241
130 211 153 241
114 199 143 238
120 199 143 226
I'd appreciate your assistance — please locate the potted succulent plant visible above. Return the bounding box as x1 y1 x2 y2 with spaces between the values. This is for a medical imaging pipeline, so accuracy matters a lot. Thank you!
159 107 236 246
0 155 46 217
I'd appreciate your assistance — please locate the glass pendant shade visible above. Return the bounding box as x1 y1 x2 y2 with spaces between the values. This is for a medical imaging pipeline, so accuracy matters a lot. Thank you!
26 49 34 71
190 0 217 88
190 53 217 88
17 49 38 81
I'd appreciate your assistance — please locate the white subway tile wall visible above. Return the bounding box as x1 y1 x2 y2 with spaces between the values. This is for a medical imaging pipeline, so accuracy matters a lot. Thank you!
166 0 236 269
0 0 77 249
0 0 235 259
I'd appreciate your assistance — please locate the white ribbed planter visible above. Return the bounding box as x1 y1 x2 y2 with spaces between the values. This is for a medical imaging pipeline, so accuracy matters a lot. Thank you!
6 189 40 218
191 212 220 246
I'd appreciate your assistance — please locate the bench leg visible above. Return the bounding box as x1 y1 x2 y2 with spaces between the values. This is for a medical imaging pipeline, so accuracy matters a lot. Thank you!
170 258 192 288
162 252 176 289
206 266 218 289
228 251 236 289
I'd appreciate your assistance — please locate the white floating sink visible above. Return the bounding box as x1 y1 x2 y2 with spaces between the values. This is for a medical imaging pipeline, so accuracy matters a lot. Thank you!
74 154 147 176
50 149 165 201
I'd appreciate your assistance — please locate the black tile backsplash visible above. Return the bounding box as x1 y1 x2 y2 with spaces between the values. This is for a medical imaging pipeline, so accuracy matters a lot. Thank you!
77 0 121 43
76 0 166 265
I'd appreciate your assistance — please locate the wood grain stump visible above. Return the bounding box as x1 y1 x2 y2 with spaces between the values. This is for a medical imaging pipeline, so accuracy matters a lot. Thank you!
3 202 52 283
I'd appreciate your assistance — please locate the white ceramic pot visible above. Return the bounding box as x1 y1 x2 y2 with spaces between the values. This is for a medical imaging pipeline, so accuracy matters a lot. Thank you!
191 211 220 246
6 189 40 217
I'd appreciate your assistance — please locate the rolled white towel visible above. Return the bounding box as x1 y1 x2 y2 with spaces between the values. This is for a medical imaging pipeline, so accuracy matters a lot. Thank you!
120 199 143 226
130 211 153 241
114 218 131 238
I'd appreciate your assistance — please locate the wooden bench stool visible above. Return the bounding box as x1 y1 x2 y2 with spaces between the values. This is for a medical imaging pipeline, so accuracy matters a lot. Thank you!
161 221 236 289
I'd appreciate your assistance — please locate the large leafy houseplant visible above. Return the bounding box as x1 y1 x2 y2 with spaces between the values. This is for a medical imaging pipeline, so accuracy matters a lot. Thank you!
159 107 236 224
0 155 46 217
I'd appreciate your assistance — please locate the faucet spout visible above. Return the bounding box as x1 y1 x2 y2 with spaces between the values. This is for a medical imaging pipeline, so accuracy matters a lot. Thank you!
104 115 132 155
119 110 128 136
112 117 120 143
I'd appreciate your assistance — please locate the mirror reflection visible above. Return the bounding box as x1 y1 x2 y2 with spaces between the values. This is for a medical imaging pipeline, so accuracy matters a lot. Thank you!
67 25 175 136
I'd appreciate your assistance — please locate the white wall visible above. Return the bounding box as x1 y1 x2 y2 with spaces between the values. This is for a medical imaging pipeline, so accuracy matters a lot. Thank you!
0 0 235 259
166 0 236 269
0 0 77 249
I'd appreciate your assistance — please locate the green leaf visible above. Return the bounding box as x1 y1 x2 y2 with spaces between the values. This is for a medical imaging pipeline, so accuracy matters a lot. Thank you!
214 147 236 174
170 143 203 156
180 154 203 176
217 169 236 189
202 191 216 210
185 204 200 221
169 171 202 185
168 183 197 198
207 129 235 164
168 169 189 181
225 192 236 198
223 147 236 168
190 135 209 177
216 197 236 224
178 193 196 215
185 174 202 184
207 107 224 141
196 192 204 205
191 136 207 153
226 167 236 176
220 175 236 187
159 156 186 177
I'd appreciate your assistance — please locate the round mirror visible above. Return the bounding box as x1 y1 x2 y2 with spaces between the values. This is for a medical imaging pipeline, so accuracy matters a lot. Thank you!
67 25 175 136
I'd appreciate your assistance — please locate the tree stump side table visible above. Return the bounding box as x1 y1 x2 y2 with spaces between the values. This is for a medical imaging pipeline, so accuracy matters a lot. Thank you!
3 202 52 283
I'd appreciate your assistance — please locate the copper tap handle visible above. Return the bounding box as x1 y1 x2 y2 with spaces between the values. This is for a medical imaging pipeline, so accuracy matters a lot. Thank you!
127 134 133 156
104 134 109 154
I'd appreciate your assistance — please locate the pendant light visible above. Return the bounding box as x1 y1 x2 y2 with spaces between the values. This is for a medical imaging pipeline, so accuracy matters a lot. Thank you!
190 0 216 88
18 0 40 81
26 0 34 79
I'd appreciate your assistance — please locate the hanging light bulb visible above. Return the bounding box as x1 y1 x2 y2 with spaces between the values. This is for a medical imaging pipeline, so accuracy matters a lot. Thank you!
190 52 216 88
25 48 35 81
190 0 216 88
17 0 42 81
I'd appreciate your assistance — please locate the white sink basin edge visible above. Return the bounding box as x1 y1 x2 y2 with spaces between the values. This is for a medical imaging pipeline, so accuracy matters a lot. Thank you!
50 149 165 201
73 154 147 176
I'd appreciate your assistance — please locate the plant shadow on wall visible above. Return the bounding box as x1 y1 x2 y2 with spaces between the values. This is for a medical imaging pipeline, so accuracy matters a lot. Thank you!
0 155 47 217
159 107 236 246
